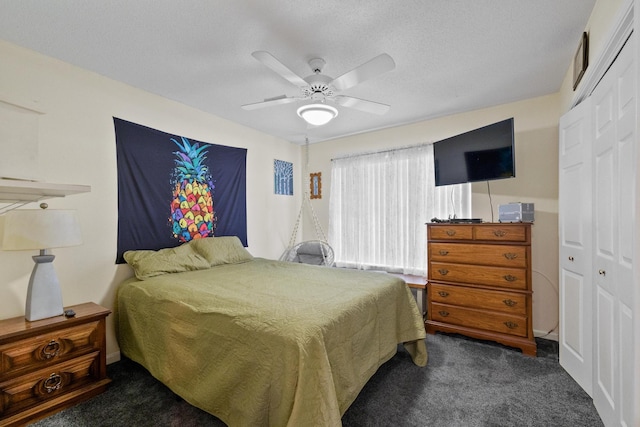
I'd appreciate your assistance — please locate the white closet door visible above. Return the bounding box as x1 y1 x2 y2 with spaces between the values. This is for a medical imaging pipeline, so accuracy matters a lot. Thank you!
558 97 593 395
590 33 636 427
609 34 636 427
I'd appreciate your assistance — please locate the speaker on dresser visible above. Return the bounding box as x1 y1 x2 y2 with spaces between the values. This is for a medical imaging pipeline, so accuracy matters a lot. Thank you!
498 202 534 223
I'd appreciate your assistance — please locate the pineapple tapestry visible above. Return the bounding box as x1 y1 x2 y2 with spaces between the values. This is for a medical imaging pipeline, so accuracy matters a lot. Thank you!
114 118 247 263
170 136 215 242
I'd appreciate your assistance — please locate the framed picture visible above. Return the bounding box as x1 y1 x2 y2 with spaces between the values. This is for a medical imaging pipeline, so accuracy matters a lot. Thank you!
274 159 293 195
310 172 321 199
573 32 588 90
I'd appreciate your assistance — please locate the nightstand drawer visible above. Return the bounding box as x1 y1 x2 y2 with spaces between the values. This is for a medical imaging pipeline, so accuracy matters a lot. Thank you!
0 321 101 378
429 262 527 290
429 243 527 268
0 352 101 417
430 302 528 337
429 283 527 315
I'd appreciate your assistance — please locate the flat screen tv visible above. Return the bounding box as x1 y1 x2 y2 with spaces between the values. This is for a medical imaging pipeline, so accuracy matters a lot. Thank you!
433 118 515 187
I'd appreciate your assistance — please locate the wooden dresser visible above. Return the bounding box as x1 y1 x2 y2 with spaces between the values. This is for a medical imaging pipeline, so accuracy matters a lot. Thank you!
0 302 111 426
425 223 536 356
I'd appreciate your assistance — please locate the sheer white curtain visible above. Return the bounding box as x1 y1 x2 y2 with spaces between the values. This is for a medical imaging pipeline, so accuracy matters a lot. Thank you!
328 144 470 276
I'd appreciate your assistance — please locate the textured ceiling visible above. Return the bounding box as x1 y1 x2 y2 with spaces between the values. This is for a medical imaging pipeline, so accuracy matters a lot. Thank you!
0 1 596 144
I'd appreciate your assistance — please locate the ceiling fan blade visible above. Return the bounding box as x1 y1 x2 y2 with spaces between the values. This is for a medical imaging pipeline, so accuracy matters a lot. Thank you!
330 53 395 92
334 96 390 115
252 51 308 87
241 95 299 110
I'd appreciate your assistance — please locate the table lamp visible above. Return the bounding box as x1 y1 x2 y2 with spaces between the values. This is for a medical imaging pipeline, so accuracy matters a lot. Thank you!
0 203 82 321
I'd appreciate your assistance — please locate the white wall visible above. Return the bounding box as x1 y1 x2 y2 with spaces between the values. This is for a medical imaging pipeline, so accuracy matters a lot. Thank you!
0 40 301 362
304 94 562 338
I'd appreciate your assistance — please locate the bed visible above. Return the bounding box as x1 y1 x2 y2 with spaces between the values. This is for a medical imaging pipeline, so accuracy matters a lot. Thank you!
117 236 427 427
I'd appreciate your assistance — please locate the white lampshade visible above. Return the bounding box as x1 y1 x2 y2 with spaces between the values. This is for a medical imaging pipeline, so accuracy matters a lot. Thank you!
1 208 82 250
297 104 338 126
0 206 82 321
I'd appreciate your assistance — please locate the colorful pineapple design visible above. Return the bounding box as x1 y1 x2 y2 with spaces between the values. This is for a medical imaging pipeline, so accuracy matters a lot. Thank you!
169 137 216 242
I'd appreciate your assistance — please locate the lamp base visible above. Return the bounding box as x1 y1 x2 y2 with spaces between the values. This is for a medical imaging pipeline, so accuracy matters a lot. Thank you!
25 253 64 321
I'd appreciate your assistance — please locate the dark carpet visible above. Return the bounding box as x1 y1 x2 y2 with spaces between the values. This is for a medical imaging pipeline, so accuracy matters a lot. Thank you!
32 333 603 427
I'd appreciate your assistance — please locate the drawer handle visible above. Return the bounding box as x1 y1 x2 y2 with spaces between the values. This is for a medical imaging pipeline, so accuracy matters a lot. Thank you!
438 310 450 317
438 269 449 276
437 291 449 297
446 230 456 236
493 230 507 237
503 299 518 307
42 340 61 359
504 321 519 329
44 373 62 393
568 256 574 261
598 269 606 276
503 253 517 260
503 275 517 282
438 250 449 256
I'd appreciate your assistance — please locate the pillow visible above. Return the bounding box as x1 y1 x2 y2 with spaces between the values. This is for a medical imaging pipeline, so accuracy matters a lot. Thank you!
123 243 211 280
189 236 253 266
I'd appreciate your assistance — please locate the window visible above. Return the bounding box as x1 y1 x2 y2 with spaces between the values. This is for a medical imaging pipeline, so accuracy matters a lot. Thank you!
328 144 470 276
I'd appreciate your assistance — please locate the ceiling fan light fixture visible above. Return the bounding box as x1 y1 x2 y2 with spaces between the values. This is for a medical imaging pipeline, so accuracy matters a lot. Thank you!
297 104 338 126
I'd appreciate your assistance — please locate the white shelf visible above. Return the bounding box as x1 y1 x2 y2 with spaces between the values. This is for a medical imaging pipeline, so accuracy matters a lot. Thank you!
0 178 91 203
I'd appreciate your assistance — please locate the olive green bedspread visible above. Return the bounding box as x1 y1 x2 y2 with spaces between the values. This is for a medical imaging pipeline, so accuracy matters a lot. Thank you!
117 258 427 427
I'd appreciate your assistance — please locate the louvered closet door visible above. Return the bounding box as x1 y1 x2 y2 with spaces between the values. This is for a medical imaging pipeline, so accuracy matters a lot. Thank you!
591 33 636 427
558 96 593 395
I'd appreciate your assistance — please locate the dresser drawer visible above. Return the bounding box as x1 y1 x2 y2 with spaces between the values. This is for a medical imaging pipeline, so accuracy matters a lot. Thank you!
430 302 528 337
429 243 527 268
0 352 100 417
428 225 473 240
474 225 528 242
0 321 101 378
429 283 527 315
429 262 527 290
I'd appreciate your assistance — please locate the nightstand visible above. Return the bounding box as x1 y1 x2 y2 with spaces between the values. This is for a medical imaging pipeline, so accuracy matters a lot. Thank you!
0 302 111 426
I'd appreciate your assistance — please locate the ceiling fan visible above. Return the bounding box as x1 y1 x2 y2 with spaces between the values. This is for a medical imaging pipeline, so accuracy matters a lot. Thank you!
242 51 395 125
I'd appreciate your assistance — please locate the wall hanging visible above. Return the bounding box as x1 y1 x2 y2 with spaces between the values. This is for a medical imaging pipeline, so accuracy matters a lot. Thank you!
114 118 247 263
274 159 293 195
310 172 321 199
